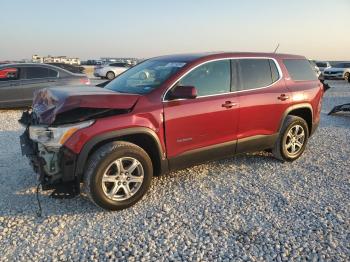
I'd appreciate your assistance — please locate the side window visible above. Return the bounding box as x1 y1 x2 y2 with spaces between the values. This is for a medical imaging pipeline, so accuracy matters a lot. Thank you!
283 59 318 81
48 69 58 77
178 60 231 96
239 59 278 90
0 68 19 81
269 60 280 82
24 67 49 79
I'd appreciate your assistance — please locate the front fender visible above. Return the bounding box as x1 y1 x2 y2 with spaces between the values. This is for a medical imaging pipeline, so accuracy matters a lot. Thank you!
74 127 166 180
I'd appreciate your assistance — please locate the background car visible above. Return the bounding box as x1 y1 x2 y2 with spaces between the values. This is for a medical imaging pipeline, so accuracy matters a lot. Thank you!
315 61 331 73
0 63 90 108
94 62 131 80
323 62 350 81
309 60 321 77
46 63 85 74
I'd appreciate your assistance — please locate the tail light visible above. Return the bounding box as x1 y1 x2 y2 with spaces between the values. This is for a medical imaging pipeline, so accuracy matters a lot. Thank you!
80 78 90 85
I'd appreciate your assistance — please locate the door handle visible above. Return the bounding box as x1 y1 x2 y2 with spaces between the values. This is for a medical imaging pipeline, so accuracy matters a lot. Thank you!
222 101 238 108
278 94 289 101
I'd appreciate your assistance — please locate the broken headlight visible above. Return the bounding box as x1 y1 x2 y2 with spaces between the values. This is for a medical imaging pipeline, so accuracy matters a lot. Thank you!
29 120 94 148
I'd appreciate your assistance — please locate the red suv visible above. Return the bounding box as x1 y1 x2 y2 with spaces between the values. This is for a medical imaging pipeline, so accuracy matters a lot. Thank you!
20 52 324 210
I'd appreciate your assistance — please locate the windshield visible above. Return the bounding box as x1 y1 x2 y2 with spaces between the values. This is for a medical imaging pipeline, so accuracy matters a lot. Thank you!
105 59 187 94
316 62 327 67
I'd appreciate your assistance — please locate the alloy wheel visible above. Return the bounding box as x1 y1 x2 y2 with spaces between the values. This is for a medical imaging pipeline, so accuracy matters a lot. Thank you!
101 157 144 201
284 124 305 157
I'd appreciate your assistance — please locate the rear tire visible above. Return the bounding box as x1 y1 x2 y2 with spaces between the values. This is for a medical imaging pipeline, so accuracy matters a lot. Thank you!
83 141 153 210
106 71 115 80
272 116 309 162
344 72 350 82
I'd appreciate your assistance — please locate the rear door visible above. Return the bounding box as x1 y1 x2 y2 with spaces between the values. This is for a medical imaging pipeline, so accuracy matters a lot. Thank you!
236 58 291 152
20 66 58 102
163 59 240 168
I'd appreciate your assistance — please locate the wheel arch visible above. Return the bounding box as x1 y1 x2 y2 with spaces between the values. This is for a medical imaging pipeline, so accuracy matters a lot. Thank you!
279 103 313 136
75 128 168 182
106 70 115 77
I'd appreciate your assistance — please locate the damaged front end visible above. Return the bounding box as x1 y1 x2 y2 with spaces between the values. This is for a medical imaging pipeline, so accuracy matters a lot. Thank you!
19 110 94 193
19 86 140 195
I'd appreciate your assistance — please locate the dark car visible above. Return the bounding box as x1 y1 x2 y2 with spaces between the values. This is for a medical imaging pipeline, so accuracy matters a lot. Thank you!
19 52 324 210
46 63 85 74
0 63 90 108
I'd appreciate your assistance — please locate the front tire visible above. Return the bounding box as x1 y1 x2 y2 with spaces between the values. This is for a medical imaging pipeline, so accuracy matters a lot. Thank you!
83 141 153 210
272 116 309 162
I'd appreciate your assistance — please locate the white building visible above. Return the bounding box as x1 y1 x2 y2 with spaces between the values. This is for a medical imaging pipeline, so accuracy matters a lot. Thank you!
32 55 81 65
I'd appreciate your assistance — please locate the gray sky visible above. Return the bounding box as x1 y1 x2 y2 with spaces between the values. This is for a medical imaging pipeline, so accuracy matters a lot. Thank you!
0 0 349 61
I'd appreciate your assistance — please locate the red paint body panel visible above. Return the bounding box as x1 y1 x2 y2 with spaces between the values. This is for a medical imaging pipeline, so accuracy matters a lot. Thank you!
64 97 166 154
163 93 239 157
236 79 290 139
58 52 323 161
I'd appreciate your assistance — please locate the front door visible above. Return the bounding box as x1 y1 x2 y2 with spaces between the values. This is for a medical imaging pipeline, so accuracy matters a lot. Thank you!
163 59 239 169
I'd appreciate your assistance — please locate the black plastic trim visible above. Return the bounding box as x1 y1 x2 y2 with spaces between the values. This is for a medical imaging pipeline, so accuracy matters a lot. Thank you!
236 134 278 154
60 147 77 182
168 140 236 171
75 127 167 180
279 103 313 134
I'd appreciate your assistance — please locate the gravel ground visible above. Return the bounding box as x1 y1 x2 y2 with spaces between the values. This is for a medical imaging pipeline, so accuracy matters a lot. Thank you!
0 81 349 261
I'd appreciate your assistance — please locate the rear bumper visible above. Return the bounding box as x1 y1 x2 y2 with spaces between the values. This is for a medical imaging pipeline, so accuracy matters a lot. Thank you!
20 128 78 190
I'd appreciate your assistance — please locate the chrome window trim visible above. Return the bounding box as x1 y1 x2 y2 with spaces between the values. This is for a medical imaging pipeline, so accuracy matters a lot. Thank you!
162 57 283 102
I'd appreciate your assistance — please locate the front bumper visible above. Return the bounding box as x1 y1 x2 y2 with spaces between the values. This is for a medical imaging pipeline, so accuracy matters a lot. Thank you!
323 73 344 79
20 127 78 190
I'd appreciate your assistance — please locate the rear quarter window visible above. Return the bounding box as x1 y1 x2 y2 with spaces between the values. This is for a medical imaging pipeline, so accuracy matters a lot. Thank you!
284 59 318 81
48 69 58 77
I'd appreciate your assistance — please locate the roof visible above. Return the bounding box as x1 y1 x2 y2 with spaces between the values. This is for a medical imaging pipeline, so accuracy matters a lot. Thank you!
152 52 305 63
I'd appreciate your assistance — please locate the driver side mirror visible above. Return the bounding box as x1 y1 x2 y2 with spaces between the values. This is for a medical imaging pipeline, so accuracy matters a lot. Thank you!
168 85 197 100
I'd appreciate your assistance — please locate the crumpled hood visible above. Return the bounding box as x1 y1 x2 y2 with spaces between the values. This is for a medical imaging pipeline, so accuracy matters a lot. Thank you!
32 86 140 124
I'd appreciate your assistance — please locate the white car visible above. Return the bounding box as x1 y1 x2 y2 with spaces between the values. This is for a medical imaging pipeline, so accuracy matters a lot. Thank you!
323 62 350 81
309 60 321 77
94 62 130 80
315 61 331 73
